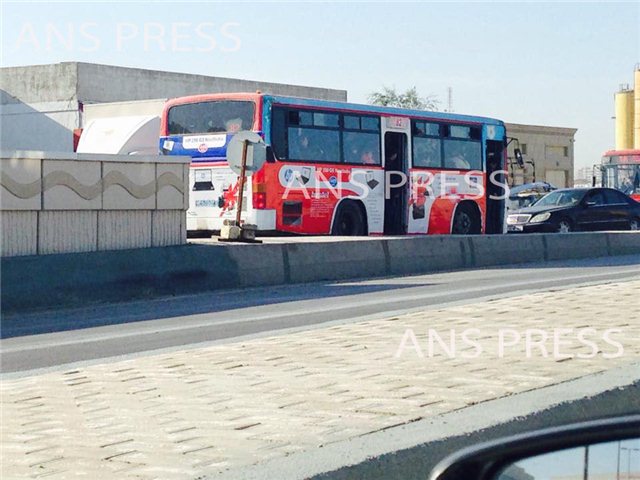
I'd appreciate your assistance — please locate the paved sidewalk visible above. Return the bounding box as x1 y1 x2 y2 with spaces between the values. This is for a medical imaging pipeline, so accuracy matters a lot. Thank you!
2 281 639 479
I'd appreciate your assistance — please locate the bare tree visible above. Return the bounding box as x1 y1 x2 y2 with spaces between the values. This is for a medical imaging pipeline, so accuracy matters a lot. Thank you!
368 86 439 111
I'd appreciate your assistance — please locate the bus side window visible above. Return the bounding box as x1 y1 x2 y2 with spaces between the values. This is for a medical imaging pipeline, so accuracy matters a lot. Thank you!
288 127 340 162
413 136 442 168
342 115 381 165
342 131 380 165
443 139 482 170
271 108 288 160
411 120 442 169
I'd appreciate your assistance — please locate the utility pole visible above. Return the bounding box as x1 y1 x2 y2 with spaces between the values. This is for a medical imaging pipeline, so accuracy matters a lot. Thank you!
447 87 453 113
583 445 589 480
617 441 621 480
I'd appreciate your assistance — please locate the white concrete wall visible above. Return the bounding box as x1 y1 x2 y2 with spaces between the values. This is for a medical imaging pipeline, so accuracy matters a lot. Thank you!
83 99 168 124
0 101 80 152
75 63 348 104
0 151 190 257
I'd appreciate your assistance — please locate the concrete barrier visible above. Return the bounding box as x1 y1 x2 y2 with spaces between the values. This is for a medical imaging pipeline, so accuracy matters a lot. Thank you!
386 236 468 275
544 231 610 261
2 232 639 314
607 231 640 256
286 240 388 283
468 234 547 267
0 150 190 257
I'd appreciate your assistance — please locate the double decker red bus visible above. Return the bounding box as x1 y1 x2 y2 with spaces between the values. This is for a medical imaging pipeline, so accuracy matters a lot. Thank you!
160 93 508 236
597 150 640 201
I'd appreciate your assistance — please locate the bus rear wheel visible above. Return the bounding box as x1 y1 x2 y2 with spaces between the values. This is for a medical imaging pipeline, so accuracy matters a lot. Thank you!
332 201 367 236
451 203 481 235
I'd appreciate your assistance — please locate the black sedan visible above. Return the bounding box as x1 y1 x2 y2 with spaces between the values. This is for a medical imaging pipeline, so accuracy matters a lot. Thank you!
506 187 640 233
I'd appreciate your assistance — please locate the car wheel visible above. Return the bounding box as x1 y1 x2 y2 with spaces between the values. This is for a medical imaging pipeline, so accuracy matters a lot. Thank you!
556 219 572 233
630 218 640 231
332 201 367 236
452 204 481 235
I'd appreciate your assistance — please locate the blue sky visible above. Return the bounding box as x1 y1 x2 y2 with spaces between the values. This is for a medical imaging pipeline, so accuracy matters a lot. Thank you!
1 1 638 170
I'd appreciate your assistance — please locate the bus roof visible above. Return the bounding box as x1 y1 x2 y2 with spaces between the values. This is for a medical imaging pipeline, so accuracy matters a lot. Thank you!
265 94 504 126
603 149 640 156
162 92 504 126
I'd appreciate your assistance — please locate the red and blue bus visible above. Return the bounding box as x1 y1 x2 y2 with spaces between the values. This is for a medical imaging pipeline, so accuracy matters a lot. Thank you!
160 92 508 236
597 150 640 201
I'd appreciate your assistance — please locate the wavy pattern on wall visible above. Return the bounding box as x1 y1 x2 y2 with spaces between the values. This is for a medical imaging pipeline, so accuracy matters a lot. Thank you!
0 176 42 200
1 170 184 200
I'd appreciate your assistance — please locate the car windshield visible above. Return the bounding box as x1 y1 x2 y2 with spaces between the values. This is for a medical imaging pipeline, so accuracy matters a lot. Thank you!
508 195 540 211
533 190 585 207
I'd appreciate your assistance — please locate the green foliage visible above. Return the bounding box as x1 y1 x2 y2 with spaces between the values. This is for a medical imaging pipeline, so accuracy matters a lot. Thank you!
368 86 439 111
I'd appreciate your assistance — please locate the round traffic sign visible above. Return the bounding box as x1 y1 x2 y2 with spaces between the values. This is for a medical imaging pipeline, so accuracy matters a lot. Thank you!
226 131 267 176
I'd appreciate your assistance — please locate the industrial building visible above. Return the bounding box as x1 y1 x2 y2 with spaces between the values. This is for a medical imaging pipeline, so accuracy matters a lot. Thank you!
0 62 348 152
506 123 578 188
592 66 640 196
612 66 640 151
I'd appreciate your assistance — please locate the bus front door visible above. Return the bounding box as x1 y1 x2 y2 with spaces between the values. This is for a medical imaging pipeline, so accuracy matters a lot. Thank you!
485 139 506 234
383 131 409 235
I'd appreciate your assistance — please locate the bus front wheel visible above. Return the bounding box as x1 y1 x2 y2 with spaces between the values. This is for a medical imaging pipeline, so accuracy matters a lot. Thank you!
332 201 367 236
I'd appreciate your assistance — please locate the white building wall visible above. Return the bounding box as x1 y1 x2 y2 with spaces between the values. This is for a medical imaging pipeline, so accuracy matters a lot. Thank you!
0 101 80 152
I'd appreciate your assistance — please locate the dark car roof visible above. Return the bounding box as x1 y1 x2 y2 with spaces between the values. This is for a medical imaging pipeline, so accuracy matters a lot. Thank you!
514 187 640 214
552 187 635 196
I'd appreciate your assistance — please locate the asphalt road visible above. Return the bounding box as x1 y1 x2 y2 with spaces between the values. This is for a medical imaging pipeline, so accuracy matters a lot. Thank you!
2 254 640 374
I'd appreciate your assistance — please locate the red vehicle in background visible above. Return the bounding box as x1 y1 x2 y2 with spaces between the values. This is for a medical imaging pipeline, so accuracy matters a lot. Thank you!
596 150 640 201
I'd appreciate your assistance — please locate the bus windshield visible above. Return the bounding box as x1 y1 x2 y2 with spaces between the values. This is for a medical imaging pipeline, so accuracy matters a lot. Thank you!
534 190 585 207
602 164 640 195
167 100 255 135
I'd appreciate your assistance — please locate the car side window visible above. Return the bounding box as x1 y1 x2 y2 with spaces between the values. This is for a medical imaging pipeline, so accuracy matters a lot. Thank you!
603 189 630 205
586 191 606 206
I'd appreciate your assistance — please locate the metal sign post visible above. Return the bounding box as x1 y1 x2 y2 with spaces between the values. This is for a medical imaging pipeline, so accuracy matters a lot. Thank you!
220 131 267 243
235 139 248 228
